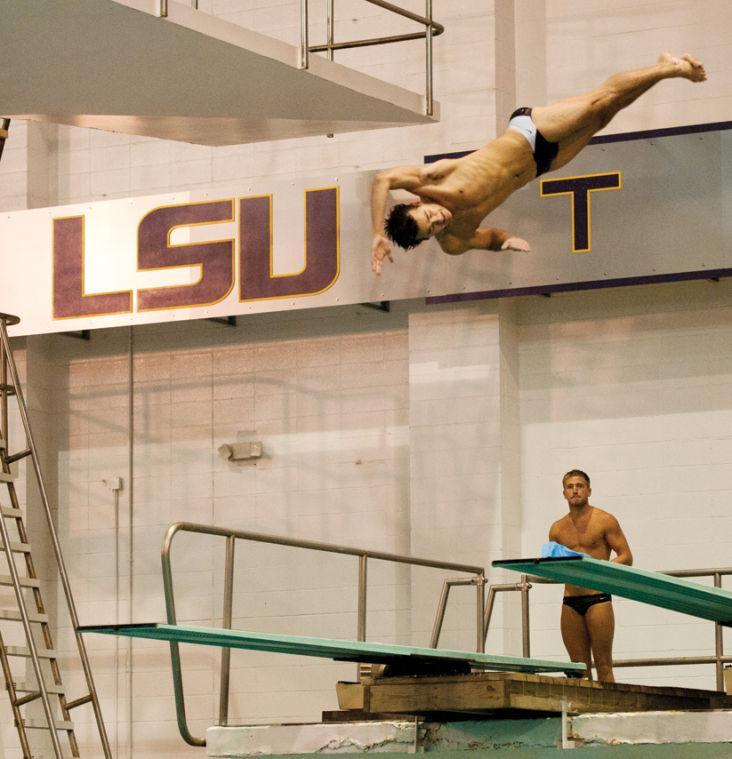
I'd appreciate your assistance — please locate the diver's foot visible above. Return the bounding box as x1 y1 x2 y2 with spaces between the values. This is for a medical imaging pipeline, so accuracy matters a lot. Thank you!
658 52 707 82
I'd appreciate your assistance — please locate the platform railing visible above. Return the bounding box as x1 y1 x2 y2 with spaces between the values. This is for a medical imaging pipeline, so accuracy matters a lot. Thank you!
302 1 442 116
161 521 485 747
480 566 732 692
158 1 442 117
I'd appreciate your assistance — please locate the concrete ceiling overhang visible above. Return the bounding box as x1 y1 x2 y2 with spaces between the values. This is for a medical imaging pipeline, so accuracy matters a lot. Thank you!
1 0 439 145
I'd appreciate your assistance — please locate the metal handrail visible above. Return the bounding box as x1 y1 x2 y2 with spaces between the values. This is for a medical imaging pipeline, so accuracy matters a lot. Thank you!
484 566 732 692
161 521 486 746
303 1 442 116
158 1 442 116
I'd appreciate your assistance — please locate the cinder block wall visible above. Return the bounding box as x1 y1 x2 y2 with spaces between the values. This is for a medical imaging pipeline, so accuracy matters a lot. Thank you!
1 1 731 757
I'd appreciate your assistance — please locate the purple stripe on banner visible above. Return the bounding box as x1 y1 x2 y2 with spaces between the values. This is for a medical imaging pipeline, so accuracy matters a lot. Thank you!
426 269 732 306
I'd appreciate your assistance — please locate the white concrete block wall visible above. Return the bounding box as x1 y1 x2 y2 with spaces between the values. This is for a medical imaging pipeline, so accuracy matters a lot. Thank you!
408 305 504 653
408 301 524 655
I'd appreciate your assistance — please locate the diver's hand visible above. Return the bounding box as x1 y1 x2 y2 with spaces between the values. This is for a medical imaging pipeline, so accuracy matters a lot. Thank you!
501 236 531 252
371 234 394 274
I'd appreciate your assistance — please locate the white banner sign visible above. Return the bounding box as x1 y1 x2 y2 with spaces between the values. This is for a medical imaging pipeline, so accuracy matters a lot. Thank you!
0 126 729 337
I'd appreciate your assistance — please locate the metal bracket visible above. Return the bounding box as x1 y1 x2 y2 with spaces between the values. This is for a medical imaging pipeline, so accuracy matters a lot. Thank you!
207 316 237 327
359 301 391 313
60 330 91 341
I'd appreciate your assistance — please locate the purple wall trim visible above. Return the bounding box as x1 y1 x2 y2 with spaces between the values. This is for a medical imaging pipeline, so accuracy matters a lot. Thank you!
589 119 732 145
426 268 732 305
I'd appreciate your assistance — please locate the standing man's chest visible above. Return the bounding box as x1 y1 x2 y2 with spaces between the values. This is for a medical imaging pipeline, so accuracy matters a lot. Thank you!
560 512 606 551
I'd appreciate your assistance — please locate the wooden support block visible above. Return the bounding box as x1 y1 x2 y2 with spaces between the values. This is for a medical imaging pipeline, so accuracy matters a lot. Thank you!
336 671 723 718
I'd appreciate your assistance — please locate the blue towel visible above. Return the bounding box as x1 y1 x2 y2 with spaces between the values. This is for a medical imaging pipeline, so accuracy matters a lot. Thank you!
540 541 585 559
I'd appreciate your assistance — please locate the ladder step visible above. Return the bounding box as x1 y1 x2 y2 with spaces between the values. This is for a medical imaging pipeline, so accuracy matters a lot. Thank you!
5 645 57 659
0 541 31 553
0 506 23 518
5 448 31 464
65 693 93 710
0 384 16 396
21 718 75 731
0 470 16 483
0 575 40 588
0 608 49 623
12 681 65 695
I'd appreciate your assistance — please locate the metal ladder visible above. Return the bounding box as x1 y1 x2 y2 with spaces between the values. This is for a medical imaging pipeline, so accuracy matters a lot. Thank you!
0 313 112 758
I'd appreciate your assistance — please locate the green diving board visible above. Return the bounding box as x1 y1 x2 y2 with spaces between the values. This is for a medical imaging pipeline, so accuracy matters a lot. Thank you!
494 556 732 626
80 623 585 675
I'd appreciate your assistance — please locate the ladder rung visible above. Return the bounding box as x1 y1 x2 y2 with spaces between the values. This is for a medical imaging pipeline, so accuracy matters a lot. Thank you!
5 645 57 659
0 575 40 588
0 608 49 623
0 470 16 483
5 448 31 464
0 506 23 518
65 693 93 710
21 718 75 731
0 384 16 396
14 690 43 707
0 541 31 553
12 681 65 695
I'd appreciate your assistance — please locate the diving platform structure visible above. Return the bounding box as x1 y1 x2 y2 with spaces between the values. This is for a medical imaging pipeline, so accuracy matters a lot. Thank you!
78 527 732 750
1 0 440 145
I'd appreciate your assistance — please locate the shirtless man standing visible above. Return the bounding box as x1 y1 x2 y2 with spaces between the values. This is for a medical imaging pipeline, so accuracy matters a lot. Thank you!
549 470 633 683
371 53 706 274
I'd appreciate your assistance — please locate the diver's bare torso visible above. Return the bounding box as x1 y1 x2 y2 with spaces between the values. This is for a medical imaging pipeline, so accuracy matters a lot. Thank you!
415 131 536 244
550 507 616 596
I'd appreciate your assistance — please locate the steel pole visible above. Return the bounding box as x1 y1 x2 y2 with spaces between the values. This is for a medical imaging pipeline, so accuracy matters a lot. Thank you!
520 575 531 657
299 0 309 69
219 536 236 725
425 0 433 116
327 0 335 60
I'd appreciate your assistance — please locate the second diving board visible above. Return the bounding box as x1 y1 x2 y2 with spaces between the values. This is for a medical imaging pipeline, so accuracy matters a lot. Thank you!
80 623 584 675
494 556 732 626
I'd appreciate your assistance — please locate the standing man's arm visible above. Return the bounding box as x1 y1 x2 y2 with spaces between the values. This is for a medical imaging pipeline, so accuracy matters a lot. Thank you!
371 165 427 274
605 515 633 565
548 520 562 543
